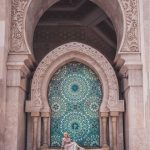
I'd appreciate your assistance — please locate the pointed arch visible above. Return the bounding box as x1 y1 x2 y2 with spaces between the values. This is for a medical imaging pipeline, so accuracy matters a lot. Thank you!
26 42 124 113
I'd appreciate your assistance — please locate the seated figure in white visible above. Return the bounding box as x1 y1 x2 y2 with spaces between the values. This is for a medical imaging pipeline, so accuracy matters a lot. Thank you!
61 132 85 150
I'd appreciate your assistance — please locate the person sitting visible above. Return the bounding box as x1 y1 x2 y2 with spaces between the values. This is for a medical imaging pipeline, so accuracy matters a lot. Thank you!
61 132 85 150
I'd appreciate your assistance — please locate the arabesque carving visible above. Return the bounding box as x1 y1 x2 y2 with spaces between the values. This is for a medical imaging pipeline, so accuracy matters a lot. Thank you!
121 0 139 52
10 0 140 53
27 42 124 113
10 0 28 52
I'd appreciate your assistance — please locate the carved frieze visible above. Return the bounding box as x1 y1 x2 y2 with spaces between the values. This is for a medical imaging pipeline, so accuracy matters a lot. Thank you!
10 0 28 52
10 0 140 53
29 42 124 113
121 0 139 52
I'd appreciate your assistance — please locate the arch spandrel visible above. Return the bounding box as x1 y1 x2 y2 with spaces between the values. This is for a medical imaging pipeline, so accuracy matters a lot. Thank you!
25 0 124 53
10 0 139 56
26 42 124 113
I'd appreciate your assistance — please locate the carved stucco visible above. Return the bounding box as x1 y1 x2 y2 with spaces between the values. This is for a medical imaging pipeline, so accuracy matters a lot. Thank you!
10 0 140 54
121 0 139 52
10 0 28 53
26 42 124 113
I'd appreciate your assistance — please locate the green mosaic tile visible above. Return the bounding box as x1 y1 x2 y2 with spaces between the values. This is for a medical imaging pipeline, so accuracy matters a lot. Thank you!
48 62 103 148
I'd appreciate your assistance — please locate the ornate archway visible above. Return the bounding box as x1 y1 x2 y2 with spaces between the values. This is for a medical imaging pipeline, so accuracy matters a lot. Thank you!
10 0 140 55
26 42 124 150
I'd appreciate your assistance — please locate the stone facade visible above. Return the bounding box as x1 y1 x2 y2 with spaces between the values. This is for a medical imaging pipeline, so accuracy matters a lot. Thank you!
0 0 150 150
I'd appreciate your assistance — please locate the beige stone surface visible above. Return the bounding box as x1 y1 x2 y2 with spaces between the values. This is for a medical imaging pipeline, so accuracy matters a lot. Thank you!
0 0 5 20
0 22 5 47
119 63 145 150
3 55 32 150
141 0 150 149
0 0 11 149
4 87 26 150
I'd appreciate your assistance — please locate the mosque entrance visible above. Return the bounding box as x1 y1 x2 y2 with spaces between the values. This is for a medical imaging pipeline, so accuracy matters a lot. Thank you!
27 42 124 150
25 0 125 150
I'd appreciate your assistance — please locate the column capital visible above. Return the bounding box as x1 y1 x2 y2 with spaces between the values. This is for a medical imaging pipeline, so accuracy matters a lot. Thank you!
7 53 35 69
120 63 142 75
110 112 119 117
31 112 40 117
115 52 141 69
100 112 109 117
41 112 50 118
119 62 143 91
6 54 35 91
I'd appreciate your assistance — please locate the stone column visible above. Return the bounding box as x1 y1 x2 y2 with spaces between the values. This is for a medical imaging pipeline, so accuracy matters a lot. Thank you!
101 112 109 149
41 112 50 148
119 61 145 150
31 112 40 150
4 55 33 150
110 112 119 150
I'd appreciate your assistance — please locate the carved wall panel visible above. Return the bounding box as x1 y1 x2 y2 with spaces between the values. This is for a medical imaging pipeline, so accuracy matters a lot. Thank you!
26 42 124 113
10 0 28 53
10 0 140 54
121 0 139 52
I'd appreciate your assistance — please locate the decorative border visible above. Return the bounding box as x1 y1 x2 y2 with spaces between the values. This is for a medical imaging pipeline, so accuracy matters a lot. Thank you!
10 0 140 53
121 0 139 52
27 42 124 113
10 0 28 52
10 0 135 112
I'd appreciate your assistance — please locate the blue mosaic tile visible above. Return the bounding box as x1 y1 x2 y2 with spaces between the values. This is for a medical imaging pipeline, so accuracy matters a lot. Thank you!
48 62 103 148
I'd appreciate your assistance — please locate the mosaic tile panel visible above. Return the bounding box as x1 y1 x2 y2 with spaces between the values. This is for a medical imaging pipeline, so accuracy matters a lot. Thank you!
48 62 103 148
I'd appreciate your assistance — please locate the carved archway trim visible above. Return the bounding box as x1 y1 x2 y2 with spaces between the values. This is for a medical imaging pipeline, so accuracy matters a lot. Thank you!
10 0 140 55
26 42 124 113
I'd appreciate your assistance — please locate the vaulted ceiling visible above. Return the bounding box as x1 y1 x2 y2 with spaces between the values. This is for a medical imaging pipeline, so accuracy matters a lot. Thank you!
33 0 117 64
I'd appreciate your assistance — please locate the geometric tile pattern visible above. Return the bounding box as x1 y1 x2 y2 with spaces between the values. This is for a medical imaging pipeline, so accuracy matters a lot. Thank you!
48 62 103 148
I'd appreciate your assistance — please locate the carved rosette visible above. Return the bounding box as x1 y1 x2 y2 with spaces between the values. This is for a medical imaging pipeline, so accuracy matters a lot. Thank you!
10 0 28 52
30 42 122 112
121 0 139 52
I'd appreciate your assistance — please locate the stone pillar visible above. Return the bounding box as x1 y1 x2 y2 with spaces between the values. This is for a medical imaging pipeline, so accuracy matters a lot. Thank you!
110 112 119 150
120 62 145 150
41 112 50 148
101 112 109 149
4 55 33 150
31 112 40 150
